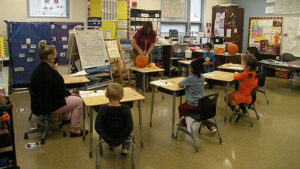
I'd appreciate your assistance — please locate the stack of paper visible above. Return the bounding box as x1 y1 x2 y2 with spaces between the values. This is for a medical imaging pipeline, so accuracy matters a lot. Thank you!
71 70 87 76
0 37 6 57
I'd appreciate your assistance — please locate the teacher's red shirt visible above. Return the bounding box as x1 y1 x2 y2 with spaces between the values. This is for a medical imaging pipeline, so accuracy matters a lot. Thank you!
133 28 156 54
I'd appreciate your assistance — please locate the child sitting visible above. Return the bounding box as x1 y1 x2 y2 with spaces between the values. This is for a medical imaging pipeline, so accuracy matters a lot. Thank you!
95 83 133 155
228 58 258 110
178 58 217 133
202 43 215 73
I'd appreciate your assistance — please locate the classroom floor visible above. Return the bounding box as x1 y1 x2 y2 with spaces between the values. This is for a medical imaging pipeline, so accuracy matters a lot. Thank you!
10 77 300 169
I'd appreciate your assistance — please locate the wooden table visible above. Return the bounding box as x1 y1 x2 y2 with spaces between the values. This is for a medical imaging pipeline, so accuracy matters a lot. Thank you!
62 74 90 141
217 63 244 72
178 59 194 76
62 74 90 85
149 77 185 138
204 71 235 121
81 87 145 158
129 66 165 96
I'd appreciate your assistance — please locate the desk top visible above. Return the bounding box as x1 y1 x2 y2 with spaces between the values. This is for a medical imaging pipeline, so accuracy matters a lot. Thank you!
178 59 194 65
129 66 165 73
259 60 300 71
193 50 242 56
150 77 185 91
81 87 145 107
204 71 235 82
62 74 90 84
217 63 244 71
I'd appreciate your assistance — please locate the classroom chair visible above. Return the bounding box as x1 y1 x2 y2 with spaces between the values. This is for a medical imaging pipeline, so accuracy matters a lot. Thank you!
175 93 222 152
257 72 269 104
24 91 66 144
96 136 135 169
281 53 298 62
229 88 259 127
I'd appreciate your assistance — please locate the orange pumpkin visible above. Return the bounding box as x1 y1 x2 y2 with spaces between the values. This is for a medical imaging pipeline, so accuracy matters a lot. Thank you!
227 44 239 55
1 114 10 122
135 55 149 68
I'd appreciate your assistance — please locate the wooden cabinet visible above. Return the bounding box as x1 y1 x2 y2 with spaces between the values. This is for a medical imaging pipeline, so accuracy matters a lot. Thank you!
212 6 244 52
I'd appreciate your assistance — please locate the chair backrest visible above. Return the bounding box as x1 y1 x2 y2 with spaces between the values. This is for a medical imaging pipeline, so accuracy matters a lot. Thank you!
257 72 266 87
281 53 297 62
250 87 257 105
197 93 219 119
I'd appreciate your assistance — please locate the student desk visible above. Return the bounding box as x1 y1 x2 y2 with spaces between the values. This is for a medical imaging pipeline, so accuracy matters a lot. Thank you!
129 66 165 95
81 87 145 158
178 59 194 76
149 77 185 138
62 74 90 141
62 74 90 87
217 63 244 72
204 71 235 121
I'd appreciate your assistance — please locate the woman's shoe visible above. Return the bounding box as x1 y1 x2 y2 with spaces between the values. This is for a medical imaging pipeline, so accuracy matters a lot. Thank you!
70 130 89 137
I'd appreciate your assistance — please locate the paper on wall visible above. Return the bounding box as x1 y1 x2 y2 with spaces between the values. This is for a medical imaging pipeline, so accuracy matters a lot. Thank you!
265 6 274 14
266 0 274 3
234 28 238 33
26 38 31 44
297 18 300 37
226 29 231 38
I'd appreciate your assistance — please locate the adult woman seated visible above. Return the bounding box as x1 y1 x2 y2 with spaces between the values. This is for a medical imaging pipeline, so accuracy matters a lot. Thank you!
30 41 87 137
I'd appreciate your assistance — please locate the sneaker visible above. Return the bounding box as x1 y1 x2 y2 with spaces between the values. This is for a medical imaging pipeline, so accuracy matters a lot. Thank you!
121 147 129 156
208 126 217 133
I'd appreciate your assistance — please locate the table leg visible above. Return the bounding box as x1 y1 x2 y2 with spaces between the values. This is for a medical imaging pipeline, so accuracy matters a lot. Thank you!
138 100 144 147
178 63 181 76
160 72 164 100
128 69 132 87
143 74 146 96
187 65 190 76
180 96 182 104
83 104 86 141
89 107 94 158
224 82 229 122
171 92 176 138
150 86 155 127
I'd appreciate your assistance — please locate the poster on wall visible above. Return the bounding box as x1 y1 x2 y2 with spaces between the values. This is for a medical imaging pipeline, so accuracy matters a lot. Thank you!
28 0 68 17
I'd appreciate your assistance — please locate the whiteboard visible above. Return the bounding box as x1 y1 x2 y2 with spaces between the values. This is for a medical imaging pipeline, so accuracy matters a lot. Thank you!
282 17 300 57
74 29 110 69
161 0 186 18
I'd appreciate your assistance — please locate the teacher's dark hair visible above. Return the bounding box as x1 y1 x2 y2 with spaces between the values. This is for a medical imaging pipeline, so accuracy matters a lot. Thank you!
191 58 205 78
141 21 153 37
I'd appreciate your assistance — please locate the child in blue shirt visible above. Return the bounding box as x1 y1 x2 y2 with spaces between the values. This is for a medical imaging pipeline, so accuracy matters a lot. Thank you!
203 43 215 72
178 58 217 133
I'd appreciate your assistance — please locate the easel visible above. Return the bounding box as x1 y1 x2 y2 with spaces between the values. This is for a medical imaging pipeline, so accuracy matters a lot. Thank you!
104 39 130 86
67 26 113 90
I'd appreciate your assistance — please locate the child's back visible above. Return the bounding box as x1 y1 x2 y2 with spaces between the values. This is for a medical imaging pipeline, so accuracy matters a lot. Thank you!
95 104 133 146
235 71 258 96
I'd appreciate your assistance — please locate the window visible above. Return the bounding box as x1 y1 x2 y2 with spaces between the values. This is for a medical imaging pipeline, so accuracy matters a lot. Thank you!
161 0 202 34
28 0 70 18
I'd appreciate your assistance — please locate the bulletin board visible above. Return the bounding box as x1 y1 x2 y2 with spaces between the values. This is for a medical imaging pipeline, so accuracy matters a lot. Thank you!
0 37 6 57
281 17 300 57
248 17 283 55
161 0 185 18
130 9 161 37
88 0 130 39
7 22 52 86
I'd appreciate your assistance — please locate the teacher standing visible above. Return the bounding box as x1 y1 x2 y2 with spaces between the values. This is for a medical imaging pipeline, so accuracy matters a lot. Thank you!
131 21 157 62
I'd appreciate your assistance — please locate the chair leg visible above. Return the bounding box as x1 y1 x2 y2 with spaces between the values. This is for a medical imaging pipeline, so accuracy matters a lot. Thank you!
263 86 269 105
252 106 259 120
129 141 136 169
197 122 203 133
190 121 198 152
246 111 253 127
213 117 222 144
96 143 100 169
28 112 33 121
175 117 185 140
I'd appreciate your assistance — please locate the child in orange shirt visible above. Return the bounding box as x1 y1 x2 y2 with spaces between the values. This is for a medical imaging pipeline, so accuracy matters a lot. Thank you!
228 58 258 109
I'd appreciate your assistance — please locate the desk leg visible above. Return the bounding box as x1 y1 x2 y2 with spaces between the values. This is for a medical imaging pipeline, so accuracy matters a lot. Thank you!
160 72 164 100
178 63 181 76
180 96 182 104
138 100 144 147
83 105 86 141
143 74 146 96
128 69 132 87
171 92 176 138
89 107 94 158
150 86 155 127
224 82 229 122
